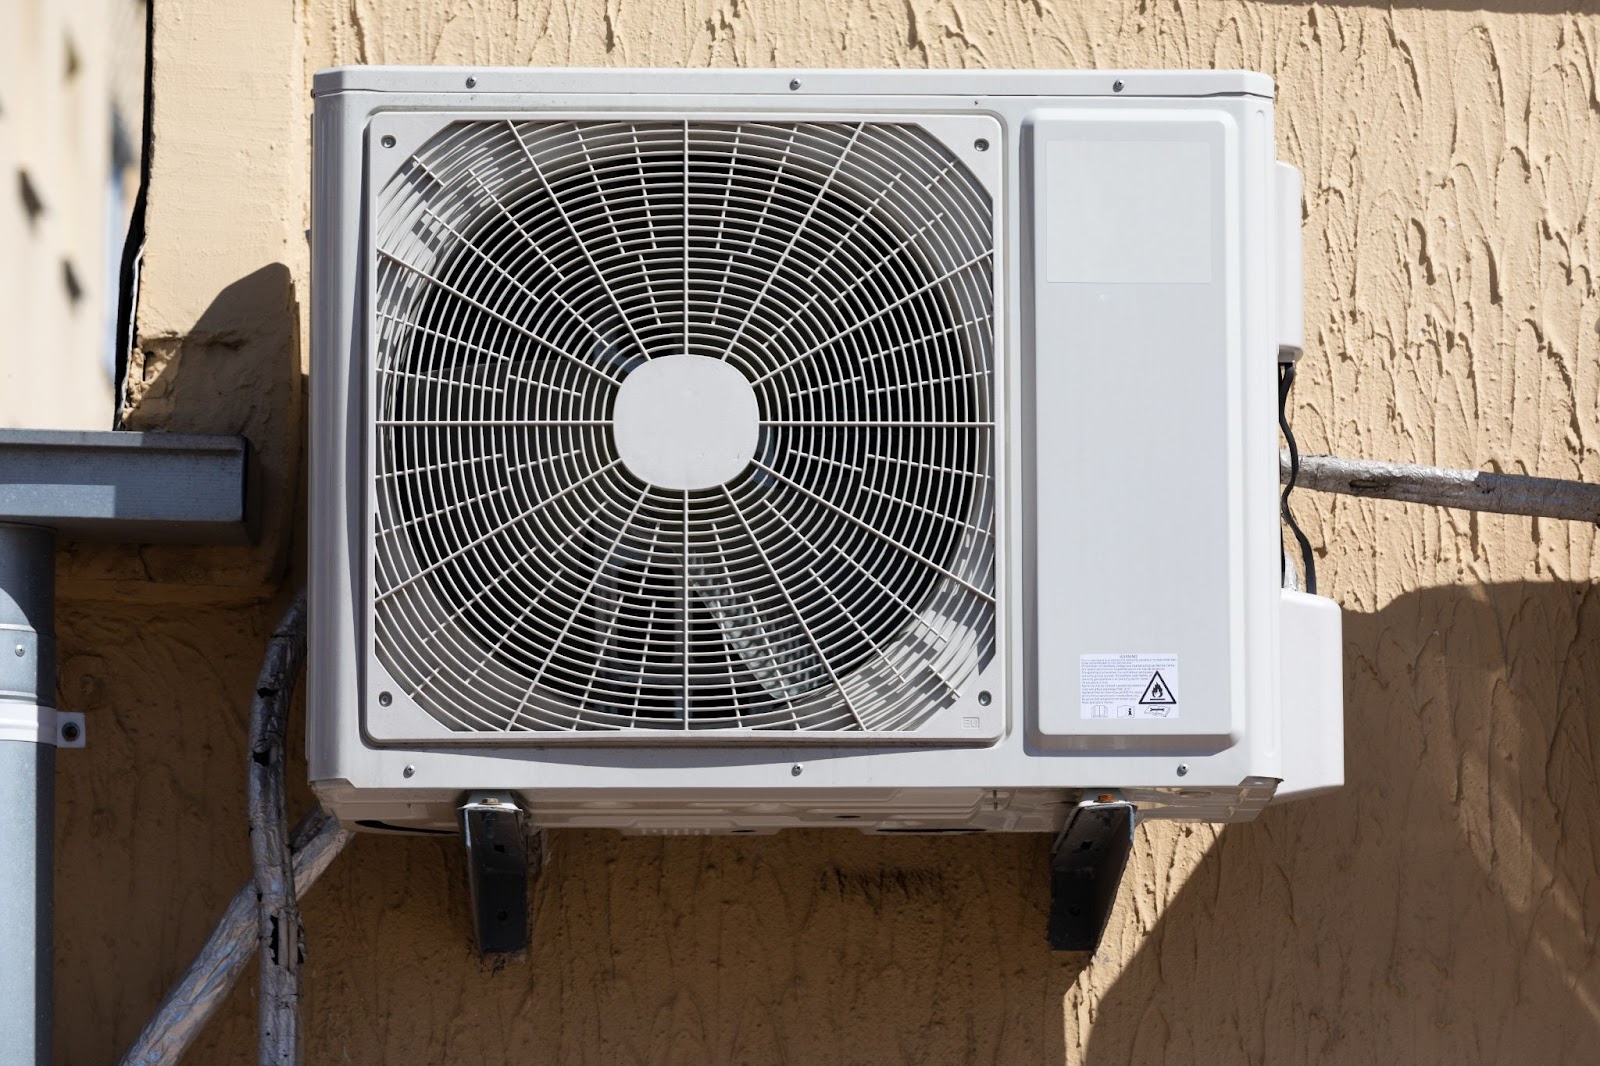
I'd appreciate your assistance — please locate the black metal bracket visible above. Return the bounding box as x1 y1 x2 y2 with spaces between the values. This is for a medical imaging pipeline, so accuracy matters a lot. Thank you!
1047 796 1136 952
459 793 531 958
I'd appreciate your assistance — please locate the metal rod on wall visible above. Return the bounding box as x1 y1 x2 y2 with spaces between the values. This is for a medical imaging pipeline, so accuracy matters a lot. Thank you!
1284 452 1600 524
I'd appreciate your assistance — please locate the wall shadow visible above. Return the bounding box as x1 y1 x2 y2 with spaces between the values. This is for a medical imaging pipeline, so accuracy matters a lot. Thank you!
64 580 1600 1064
1084 580 1600 1063
287 827 1083 1064
63 262 301 596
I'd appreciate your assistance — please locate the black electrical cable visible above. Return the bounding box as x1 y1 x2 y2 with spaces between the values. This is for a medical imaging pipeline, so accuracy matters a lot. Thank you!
1278 361 1317 594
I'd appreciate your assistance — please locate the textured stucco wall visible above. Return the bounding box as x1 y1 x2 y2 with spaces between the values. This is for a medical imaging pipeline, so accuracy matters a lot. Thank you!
52 1 1600 1063
0 0 145 430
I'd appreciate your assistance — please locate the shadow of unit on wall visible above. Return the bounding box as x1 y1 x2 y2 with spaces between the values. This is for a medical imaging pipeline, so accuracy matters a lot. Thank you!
65 262 302 594
294 826 1086 1064
1085 580 1600 1064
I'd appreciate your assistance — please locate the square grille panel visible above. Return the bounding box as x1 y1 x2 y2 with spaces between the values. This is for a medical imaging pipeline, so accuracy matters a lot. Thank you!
369 117 996 733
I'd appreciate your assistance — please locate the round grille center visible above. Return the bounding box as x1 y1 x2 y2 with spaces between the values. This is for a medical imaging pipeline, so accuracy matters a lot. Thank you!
611 354 760 490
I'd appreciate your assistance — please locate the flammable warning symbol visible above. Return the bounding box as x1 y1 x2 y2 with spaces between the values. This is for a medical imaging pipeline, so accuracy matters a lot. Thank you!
1139 671 1177 705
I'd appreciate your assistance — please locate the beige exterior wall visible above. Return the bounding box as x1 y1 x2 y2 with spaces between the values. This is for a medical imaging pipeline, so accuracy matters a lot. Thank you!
0 0 145 430
42 0 1600 1062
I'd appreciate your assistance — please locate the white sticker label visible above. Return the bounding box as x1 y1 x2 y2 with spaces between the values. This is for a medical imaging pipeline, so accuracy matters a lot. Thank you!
1080 654 1180 720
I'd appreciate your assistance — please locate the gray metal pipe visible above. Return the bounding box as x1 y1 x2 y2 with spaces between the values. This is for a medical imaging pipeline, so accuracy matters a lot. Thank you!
0 523 57 1065
0 743 53 1063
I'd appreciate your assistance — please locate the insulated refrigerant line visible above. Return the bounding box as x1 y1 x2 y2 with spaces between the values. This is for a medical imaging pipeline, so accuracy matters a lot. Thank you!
118 807 348 1066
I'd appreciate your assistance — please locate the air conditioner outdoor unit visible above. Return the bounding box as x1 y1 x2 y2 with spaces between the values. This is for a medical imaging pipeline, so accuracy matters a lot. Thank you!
308 67 1342 949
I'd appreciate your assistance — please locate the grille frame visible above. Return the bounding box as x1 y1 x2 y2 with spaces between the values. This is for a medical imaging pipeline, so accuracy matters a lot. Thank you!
359 109 1008 744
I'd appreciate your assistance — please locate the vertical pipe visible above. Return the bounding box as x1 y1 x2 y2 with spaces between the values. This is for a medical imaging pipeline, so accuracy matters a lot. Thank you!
0 523 57 1066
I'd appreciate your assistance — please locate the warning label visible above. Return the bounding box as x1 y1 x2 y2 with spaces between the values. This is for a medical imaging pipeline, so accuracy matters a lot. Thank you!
1140 671 1176 705
1080 654 1180 720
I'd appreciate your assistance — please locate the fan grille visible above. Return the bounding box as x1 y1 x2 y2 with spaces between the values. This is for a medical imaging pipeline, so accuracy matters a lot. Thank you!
371 118 995 733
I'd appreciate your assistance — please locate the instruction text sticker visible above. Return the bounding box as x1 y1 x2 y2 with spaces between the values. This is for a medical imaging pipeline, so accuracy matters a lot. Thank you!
1080 654 1180 720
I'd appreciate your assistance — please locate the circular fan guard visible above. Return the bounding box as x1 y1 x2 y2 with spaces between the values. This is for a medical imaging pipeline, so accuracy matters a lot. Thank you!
371 119 995 732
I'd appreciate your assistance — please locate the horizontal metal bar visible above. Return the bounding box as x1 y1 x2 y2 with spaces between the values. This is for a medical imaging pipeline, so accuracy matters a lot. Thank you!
1284 451 1600 524
0 430 254 543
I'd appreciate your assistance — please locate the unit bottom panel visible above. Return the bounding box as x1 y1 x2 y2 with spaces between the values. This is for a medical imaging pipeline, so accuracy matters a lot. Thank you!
315 782 1276 834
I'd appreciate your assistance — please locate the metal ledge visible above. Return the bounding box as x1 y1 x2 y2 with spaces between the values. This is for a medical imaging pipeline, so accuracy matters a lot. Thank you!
0 430 255 543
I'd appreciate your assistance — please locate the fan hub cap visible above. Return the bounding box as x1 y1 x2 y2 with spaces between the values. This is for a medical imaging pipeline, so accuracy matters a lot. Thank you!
611 354 760 491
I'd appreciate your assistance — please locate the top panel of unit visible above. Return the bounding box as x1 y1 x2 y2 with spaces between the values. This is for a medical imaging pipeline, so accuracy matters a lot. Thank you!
312 67 1273 100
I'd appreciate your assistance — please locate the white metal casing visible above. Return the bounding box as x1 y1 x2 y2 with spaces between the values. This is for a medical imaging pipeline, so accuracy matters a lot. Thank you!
1274 591 1344 801
308 67 1343 834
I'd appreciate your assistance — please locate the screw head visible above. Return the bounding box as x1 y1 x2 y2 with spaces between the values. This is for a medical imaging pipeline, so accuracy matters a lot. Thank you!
378 691 393 707
1112 79 1125 93
60 722 80 743
380 134 396 149
1176 763 1189 777
973 138 989 152
13 644 23 657
977 690 992 706
465 76 478 88
790 764 803 776
788 79 801 91
403 764 416 778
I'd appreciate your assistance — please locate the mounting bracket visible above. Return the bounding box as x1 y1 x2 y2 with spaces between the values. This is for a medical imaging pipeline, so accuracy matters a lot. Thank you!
459 793 531 958
1047 794 1136 952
